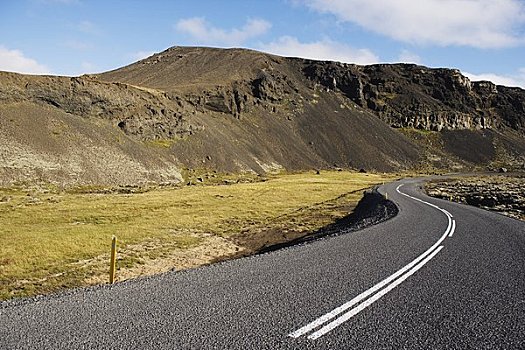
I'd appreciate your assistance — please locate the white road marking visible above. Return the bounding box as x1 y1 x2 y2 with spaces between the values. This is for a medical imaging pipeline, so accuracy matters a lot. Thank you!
395 185 454 221
308 246 445 340
289 216 451 339
289 183 456 340
448 219 456 237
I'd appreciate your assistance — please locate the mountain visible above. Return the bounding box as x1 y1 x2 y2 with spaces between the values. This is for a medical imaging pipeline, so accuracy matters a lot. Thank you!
1 46 524 187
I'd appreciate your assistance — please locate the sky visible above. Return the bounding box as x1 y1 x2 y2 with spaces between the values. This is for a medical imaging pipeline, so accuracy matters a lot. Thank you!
1 0 525 87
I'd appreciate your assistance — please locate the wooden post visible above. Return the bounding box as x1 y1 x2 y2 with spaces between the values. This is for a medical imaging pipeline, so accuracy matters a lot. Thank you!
385 192 388 200
109 236 117 284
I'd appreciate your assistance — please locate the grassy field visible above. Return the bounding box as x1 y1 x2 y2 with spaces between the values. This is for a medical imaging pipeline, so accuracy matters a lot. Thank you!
0 171 395 300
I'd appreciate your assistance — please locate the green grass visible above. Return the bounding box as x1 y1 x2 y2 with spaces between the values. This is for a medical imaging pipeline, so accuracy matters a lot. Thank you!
0 171 394 300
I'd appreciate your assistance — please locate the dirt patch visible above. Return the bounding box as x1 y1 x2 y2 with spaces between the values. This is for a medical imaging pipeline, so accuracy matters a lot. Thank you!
232 188 398 256
86 234 243 285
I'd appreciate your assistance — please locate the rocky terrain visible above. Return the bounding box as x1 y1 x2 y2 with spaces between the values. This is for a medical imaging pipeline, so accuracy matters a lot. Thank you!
426 175 525 221
1 46 525 186
101 47 525 134
302 61 524 132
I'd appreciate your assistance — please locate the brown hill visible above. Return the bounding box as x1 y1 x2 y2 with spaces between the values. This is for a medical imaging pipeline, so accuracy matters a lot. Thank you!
1 46 524 187
98 47 525 171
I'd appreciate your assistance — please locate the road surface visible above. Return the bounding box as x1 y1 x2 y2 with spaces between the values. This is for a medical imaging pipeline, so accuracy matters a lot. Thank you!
1 178 524 349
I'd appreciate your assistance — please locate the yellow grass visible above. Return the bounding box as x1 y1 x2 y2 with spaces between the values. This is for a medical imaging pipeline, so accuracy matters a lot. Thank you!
0 171 394 300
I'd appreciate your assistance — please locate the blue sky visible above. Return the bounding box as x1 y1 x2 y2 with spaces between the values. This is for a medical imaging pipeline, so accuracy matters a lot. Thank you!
1 0 525 87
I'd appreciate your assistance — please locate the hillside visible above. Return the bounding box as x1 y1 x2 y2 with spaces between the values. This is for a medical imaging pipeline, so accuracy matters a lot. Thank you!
1 46 525 187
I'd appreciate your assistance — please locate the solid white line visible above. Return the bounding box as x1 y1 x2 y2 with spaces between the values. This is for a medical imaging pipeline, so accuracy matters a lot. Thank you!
288 186 452 339
289 183 454 340
288 223 449 338
396 185 455 221
448 220 456 237
308 246 445 340
396 184 440 210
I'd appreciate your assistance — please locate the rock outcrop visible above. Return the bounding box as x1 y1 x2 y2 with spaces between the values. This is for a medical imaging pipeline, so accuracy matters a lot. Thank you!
426 176 525 221
0 73 205 141
301 61 524 133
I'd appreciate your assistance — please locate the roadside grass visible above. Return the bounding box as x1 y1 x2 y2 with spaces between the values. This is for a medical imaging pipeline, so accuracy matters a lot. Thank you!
0 171 395 300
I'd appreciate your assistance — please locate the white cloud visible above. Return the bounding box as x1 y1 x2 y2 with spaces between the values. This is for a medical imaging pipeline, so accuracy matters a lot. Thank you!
0 46 50 75
259 36 379 64
76 20 100 35
131 50 156 61
303 0 525 48
397 49 421 64
175 17 271 46
464 69 525 88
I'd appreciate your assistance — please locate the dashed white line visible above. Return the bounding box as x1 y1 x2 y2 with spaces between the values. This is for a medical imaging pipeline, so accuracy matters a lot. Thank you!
289 183 455 340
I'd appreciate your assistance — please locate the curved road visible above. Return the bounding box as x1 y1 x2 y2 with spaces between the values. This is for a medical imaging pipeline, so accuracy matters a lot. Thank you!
1 178 524 349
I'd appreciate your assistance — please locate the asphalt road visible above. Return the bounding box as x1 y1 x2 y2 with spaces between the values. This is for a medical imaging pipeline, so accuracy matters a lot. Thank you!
1 178 524 349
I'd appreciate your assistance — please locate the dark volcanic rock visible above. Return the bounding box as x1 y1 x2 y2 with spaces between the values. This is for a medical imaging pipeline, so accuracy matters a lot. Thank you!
426 176 525 221
301 61 524 133
97 47 525 144
0 73 197 141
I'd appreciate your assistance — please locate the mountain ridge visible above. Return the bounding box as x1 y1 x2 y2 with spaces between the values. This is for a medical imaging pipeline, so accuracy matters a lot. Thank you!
1 46 524 187
98 46 525 133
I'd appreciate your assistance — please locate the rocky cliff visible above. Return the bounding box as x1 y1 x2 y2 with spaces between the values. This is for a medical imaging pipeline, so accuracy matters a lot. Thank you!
300 61 524 132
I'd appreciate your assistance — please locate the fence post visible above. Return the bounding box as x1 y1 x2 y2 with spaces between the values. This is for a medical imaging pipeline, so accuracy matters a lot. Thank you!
109 236 117 284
